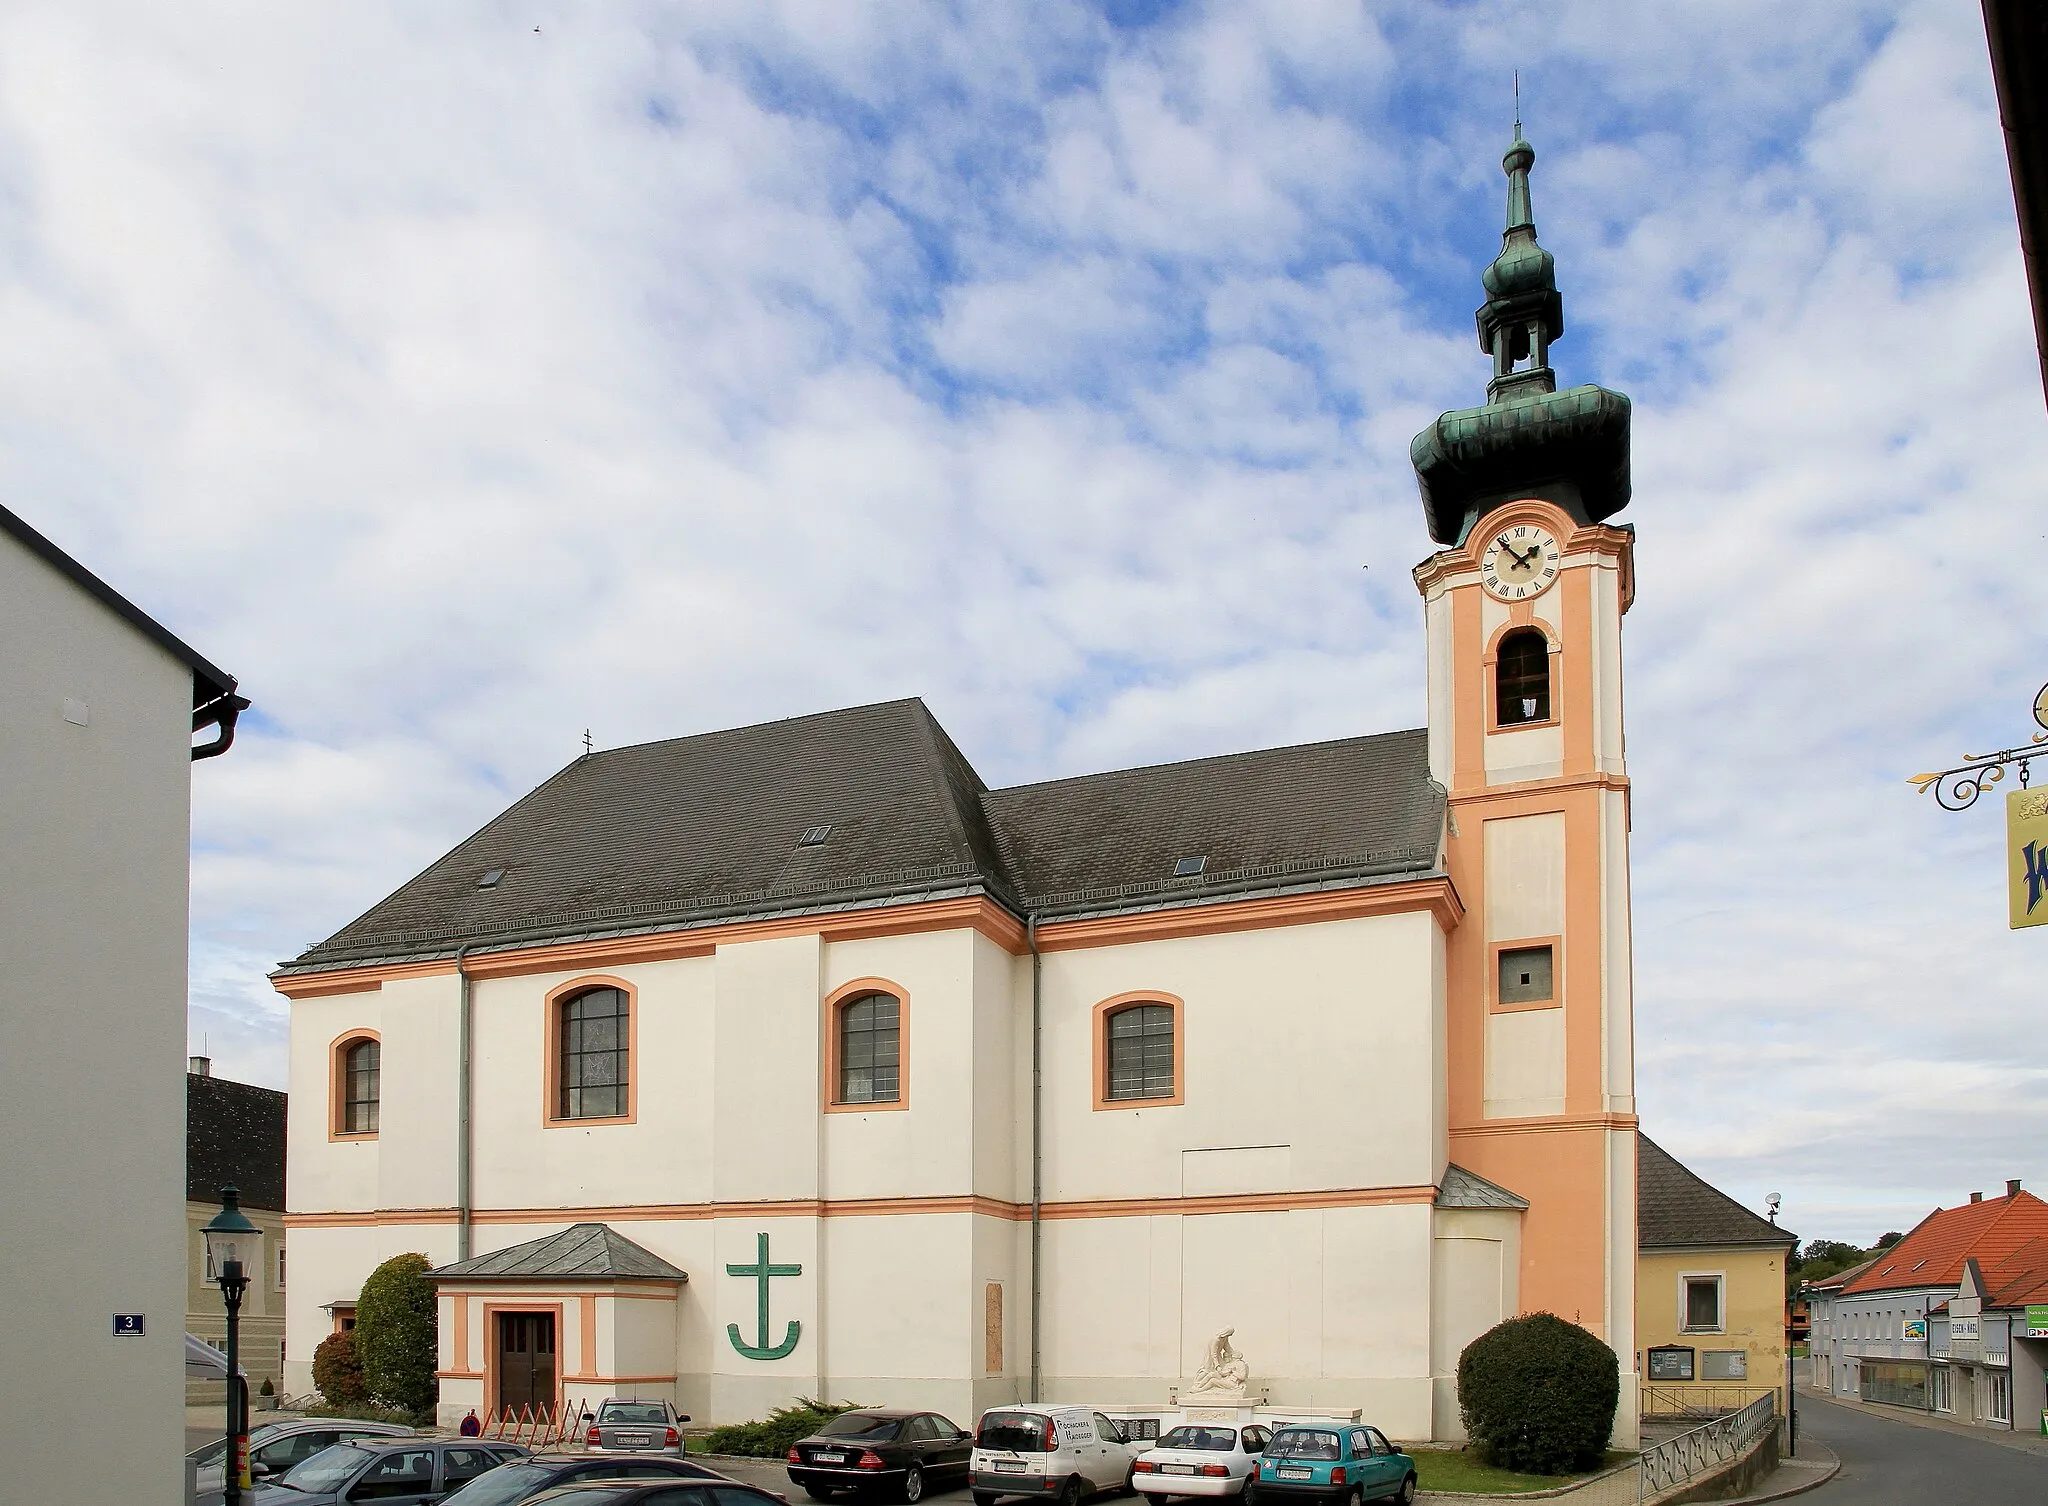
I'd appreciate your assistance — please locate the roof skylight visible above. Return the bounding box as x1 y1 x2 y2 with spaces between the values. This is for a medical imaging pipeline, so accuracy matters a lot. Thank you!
1173 856 1207 878
798 824 832 847
478 868 505 889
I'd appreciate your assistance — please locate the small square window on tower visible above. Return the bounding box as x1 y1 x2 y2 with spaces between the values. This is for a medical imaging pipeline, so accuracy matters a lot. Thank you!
1497 944 1554 1005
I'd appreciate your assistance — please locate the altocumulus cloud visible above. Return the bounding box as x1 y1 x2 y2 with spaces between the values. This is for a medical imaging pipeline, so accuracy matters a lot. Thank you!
0 0 2040 1242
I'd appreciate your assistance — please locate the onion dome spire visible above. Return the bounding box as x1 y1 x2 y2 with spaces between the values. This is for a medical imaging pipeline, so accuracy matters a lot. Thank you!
1477 119 1563 403
1407 116 1633 546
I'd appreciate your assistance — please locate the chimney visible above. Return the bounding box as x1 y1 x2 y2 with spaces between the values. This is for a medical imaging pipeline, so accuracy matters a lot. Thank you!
188 1055 211 1077
2010 1179 2023 1198
1971 1191 1983 1203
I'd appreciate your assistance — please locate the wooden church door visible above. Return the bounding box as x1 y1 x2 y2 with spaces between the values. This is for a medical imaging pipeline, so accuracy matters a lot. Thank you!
495 1311 556 1416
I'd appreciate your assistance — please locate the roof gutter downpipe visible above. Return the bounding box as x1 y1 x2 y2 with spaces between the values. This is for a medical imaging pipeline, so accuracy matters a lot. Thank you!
1028 911 1043 1404
456 942 475 1262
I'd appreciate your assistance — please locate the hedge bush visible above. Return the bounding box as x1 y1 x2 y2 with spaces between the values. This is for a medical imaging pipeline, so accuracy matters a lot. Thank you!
311 1330 368 1408
704 1398 870 1457
1456 1312 1619 1475
354 1253 439 1415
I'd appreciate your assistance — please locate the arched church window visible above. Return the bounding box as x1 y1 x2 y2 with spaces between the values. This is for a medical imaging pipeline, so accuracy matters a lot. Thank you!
337 1036 379 1136
557 986 630 1119
1495 628 1551 726
837 992 901 1104
1106 1003 1175 1101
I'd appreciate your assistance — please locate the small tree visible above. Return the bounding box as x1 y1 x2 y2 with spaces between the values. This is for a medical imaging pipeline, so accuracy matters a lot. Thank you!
354 1253 439 1416
1457 1313 1619 1475
312 1330 368 1407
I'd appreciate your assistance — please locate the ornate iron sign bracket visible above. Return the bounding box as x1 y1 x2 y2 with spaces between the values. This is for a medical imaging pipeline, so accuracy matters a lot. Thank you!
1909 683 2048 811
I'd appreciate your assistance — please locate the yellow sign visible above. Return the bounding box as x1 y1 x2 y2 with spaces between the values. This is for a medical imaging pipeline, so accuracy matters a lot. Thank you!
2009 790 2048 928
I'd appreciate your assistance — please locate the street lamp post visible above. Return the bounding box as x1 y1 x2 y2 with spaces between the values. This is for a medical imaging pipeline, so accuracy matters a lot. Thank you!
203 1186 260 1506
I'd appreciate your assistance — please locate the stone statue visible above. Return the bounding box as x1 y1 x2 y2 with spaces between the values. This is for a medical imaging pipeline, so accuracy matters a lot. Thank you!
1185 1327 1251 1398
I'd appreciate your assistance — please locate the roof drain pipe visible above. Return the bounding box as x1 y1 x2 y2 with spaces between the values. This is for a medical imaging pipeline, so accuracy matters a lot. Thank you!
1028 911 1043 1404
456 942 475 1263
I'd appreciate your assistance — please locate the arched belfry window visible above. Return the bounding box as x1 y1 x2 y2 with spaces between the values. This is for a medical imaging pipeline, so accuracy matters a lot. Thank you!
837 992 901 1104
1495 628 1552 727
557 986 630 1119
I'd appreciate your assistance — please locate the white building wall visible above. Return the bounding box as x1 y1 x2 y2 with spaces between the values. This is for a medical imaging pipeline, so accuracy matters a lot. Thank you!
287 906 1459 1428
0 534 206 1503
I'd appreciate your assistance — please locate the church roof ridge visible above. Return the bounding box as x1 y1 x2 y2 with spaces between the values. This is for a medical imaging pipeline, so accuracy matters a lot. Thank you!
280 702 1443 973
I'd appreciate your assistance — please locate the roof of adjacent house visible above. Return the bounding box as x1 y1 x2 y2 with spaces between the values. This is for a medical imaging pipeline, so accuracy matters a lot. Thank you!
1 500 238 706
1844 1187 2048 1296
1436 1164 1530 1210
1805 1251 1885 1293
429 1223 688 1283
1637 1134 1795 1251
281 699 1445 973
187 1072 288 1211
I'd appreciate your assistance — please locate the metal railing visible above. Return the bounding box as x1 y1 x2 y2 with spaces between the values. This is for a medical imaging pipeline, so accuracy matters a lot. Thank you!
1637 1393 1777 1501
1639 1384 1779 1420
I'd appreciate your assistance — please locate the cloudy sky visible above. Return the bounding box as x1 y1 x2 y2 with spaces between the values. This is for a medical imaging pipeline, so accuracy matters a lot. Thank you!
6 1 2042 1245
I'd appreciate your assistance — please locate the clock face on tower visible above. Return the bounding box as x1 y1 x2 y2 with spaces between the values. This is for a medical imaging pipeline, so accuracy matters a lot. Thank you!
1479 524 1561 601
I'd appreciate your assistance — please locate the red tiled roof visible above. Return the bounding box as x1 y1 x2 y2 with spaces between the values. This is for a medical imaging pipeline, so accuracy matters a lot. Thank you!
1843 1190 2048 1295
1982 1235 2048 1309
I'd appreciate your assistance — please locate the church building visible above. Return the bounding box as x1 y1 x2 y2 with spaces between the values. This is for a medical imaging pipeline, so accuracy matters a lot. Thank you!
278 127 1641 1445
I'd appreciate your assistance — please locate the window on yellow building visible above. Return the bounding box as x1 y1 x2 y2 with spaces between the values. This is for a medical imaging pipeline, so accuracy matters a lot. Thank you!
1683 1275 1723 1332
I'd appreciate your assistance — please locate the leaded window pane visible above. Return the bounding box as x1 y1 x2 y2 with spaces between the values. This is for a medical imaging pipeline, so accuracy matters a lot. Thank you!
1107 1004 1174 1100
839 992 900 1104
560 988 630 1119
343 1040 380 1133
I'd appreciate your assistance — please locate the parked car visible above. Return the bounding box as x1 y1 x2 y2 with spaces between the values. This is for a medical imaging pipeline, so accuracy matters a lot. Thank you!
1245 1426 1414 1506
1132 1424 1270 1498
250 1437 530 1504
588 1399 693 1456
439 1452 728 1506
523 1481 788 1506
189 1418 415 1501
969 1405 1143 1506
787 1408 975 1503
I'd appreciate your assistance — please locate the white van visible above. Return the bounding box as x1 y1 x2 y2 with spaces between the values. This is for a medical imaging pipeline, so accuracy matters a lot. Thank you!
971 1405 1144 1506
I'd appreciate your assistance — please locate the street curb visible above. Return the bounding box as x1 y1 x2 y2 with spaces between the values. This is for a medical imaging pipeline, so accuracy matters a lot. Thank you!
1715 1441 1840 1506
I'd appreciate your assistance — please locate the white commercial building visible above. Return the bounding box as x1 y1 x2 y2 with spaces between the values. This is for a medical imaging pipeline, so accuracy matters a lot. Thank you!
0 502 245 1501
279 128 1644 1444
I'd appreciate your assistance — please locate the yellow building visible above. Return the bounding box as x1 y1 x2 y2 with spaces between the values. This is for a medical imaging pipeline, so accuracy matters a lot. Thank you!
1636 1135 1794 1418
187 1060 289 1404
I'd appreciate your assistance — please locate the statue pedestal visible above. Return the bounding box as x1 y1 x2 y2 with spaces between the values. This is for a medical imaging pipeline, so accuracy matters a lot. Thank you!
1176 1397 1257 1425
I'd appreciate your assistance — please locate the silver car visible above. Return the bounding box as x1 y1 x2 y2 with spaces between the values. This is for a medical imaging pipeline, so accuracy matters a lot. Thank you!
587 1398 691 1455
187 1418 414 1502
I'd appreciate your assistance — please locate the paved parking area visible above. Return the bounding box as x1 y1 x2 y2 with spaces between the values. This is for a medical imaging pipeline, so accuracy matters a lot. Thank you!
698 1454 976 1504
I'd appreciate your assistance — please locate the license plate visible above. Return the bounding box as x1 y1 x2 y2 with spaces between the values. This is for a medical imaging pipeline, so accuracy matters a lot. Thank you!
814 1452 846 1464
618 1435 650 1446
996 1461 1027 1472
1163 1466 1195 1475
1277 1469 1312 1481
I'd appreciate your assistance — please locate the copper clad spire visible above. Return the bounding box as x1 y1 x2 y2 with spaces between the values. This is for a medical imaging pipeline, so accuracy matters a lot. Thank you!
1408 117 1633 546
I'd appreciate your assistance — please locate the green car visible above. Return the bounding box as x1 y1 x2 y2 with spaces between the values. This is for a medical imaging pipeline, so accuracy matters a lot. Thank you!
1246 1424 1415 1506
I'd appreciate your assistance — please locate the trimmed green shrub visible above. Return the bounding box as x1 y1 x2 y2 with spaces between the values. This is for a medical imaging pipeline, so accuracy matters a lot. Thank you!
1457 1312 1619 1475
354 1253 439 1415
704 1398 870 1457
311 1330 368 1408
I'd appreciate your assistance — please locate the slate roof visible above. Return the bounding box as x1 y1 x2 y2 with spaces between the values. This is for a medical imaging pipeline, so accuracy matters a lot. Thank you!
1843 1188 2048 1296
430 1223 688 1283
1637 1134 1794 1252
188 1072 288 1211
1436 1164 1530 1210
282 699 1445 973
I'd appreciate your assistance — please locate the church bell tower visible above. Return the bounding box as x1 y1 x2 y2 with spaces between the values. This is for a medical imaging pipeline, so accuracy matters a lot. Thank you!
1412 122 1640 1430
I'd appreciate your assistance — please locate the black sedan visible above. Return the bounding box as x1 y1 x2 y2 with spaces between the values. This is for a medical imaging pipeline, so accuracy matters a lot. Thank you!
787 1409 973 1503
439 1452 729 1505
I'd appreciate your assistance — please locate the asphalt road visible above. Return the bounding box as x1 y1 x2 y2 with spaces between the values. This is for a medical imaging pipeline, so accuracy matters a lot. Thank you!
1797 1394 2048 1504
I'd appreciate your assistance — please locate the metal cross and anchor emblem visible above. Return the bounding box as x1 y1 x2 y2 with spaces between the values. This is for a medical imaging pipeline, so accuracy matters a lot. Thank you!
725 1232 803 1360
